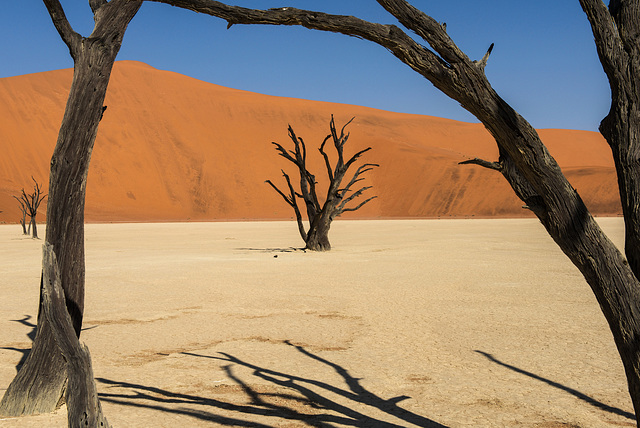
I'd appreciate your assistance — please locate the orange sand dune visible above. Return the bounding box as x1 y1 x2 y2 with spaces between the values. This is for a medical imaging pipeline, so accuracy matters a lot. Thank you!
0 61 621 224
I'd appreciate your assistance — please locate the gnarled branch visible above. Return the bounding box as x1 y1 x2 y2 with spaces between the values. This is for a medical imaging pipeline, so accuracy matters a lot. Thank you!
458 157 501 171
42 0 82 58
266 171 307 242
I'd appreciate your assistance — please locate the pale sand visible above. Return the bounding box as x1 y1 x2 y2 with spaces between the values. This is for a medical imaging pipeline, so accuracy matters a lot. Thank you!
0 218 634 427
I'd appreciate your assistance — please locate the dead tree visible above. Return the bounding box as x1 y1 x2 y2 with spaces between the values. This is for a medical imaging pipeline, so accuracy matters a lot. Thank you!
0 0 142 421
3 0 638 424
13 195 28 235
142 0 640 422
266 116 378 251
14 178 47 239
40 243 110 427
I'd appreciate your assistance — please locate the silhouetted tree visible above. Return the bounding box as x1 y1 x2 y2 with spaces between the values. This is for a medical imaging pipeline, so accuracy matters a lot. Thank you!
14 178 47 239
146 0 640 423
0 0 142 421
13 195 28 235
4 1 640 426
266 116 378 251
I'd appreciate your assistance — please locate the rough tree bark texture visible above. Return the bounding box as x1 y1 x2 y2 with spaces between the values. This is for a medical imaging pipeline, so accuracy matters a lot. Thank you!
579 0 640 418
41 243 110 428
2 0 638 423
266 116 377 251
0 0 142 418
148 0 640 421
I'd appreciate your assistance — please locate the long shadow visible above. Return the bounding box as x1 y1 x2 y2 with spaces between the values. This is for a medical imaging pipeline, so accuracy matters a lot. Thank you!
475 350 636 421
236 247 306 253
1 314 97 371
96 341 447 427
1 315 36 370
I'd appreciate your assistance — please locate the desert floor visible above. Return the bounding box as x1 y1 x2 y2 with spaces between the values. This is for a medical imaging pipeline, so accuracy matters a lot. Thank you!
0 219 635 428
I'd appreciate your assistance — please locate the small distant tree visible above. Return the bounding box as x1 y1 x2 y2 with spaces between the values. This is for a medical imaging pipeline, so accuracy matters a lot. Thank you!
15 177 47 239
266 116 378 251
13 196 28 235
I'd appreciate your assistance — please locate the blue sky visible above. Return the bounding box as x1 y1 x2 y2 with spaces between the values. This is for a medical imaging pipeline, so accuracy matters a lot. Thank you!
1 1 611 131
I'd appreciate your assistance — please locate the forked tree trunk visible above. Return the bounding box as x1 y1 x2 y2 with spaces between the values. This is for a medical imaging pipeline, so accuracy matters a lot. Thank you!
305 194 340 251
0 0 142 417
41 243 110 428
305 219 332 251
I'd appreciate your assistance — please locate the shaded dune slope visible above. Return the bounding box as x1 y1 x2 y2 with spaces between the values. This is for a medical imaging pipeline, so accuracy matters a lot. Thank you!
0 61 620 223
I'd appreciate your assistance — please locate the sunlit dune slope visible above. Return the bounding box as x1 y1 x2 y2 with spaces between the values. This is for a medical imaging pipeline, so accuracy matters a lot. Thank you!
0 61 620 223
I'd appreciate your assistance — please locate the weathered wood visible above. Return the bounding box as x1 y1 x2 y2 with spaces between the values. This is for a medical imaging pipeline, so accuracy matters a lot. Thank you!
41 243 110 428
267 116 377 251
1 0 637 423
579 0 640 419
0 0 142 416
148 0 640 422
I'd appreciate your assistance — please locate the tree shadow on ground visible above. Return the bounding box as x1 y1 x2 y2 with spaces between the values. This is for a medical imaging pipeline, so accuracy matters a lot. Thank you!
475 350 635 421
235 247 306 253
97 341 447 427
2 314 98 371
0 315 36 371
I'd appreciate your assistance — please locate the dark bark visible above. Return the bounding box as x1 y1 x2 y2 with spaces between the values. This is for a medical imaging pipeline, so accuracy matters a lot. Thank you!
13 178 46 239
267 116 377 251
305 212 332 251
149 0 640 422
0 0 142 418
1 0 636 423
30 219 38 240
41 243 110 428
579 0 640 419
13 195 28 235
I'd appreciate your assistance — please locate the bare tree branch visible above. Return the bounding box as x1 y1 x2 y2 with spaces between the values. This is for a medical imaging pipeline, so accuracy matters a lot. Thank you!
476 43 494 70
319 134 334 182
148 0 449 79
266 171 307 241
339 163 379 196
376 0 469 65
340 195 378 215
344 147 373 171
265 179 294 207
89 0 108 16
339 184 373 209
42 0 82 58
459 157 501 171
579 0 625 75
272 141 298 165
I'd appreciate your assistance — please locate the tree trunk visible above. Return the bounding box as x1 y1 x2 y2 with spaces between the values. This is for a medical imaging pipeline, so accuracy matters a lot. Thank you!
578 0 640 418
30 217 38 239
305 220 332 251
41 243 110 428
0 0 142 416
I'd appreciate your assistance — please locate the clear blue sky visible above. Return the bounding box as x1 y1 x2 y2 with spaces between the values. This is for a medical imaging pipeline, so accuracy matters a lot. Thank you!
1 1 611 131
